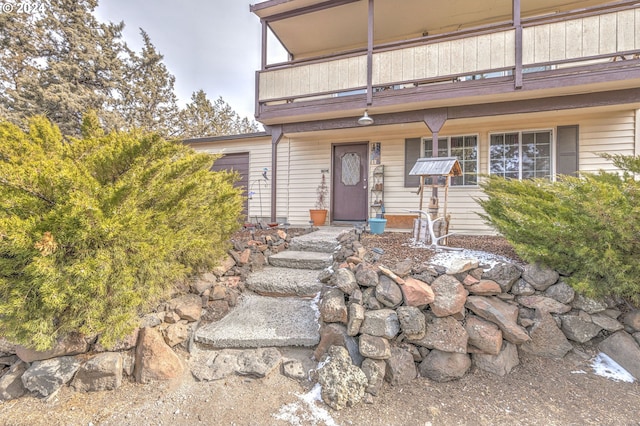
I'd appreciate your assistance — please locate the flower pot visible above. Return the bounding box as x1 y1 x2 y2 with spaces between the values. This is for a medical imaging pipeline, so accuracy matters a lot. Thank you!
309 209 328 226
369 218 387 235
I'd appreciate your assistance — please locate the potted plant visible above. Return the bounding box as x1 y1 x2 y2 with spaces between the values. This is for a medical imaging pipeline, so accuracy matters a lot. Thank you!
309 171 329 226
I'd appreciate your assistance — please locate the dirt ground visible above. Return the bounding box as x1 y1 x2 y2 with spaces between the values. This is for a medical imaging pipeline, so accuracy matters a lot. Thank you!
1 232 639 426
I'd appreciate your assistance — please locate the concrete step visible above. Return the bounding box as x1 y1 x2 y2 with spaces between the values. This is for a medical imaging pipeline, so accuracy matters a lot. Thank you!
195 294 320 349
246 267 322 298
288 227 347 253
268 250 333 270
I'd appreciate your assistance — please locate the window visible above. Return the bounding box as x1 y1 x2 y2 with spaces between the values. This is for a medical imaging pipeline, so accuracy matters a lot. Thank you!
489 130 551 180
422 135 478 186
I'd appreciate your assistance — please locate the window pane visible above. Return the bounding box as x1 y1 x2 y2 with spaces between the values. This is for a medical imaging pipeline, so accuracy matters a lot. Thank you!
423 139 433 157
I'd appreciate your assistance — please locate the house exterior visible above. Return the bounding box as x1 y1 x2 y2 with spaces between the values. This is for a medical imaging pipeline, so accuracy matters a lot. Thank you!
186 0 640 234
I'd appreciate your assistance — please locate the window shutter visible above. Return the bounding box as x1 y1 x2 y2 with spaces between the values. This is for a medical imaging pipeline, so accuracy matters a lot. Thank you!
556 125 579 176
404 138 421 187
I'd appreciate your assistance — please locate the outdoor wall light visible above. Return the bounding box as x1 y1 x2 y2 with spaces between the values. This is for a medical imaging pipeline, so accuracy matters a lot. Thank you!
357 110 374 126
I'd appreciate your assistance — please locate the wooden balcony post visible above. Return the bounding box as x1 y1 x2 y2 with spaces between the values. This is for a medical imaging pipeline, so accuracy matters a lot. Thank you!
366 0 374 106
268 125 283 223
513 0 523 89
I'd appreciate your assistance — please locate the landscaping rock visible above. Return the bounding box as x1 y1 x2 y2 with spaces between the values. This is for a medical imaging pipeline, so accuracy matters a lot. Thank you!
347 303 365 336
396 306 426 341
464 316 502 355
16 333 89 363
134 327 184 384
361 358 386 396
320 288 348 324
169 294 203 322
560 312 603 343
622 310 640 332
72 352 123 392
355 264 379 287
190 349 238 381
510 279 536 296
314 323 362 366
392 259 414 277
359 334 391 360
375 276 403 308
162 322 191 347
591 313 624 332
466 296 530 344
521 263 558 291
21 356 81 397
599 331 640 380
520 311 573 358
516 295 571 314
571 294 607 314
94 329 139 353
0 361 27 401
317 346 368 410
544 281 575 304
445 258 479 275
360 309 400 339
465 279 502 296
400 276 435 307
418 349 471 382
430 275 468 317
282 360 307 380
236 348 282 378
363 287 384 310
473 341 519 376
410 313 468 354
482 263 521 293
333 268 359 295
384 346 417 386
191 272 217 295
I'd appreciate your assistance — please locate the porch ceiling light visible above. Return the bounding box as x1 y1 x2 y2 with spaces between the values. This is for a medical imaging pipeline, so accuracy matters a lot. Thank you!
357 110 374 126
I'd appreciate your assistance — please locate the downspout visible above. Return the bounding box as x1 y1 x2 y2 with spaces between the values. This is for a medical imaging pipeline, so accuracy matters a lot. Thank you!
268 125 283 223
513 0 523 89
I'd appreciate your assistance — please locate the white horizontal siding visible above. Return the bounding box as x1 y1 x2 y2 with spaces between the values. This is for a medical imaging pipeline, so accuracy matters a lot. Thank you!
579 110 636 173
187 109 637 234
187 137 278 223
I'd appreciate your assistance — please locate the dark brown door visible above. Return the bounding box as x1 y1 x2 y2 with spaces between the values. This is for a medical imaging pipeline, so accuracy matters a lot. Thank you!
332 143 368 222
210 152 249 215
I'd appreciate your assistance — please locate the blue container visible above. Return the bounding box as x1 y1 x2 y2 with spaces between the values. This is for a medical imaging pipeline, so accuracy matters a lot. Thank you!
369 218 387 235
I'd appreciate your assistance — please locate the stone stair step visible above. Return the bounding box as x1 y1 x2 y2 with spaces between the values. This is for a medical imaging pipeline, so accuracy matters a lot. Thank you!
288 227 347 253
195 294 320 348
246 267 321 298
269 250 333 270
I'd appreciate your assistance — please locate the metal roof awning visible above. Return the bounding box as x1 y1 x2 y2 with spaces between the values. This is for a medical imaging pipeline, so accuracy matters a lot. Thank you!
409 157 462 177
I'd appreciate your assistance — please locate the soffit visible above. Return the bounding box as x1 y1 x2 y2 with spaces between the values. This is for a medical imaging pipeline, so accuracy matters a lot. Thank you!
253 0 622 58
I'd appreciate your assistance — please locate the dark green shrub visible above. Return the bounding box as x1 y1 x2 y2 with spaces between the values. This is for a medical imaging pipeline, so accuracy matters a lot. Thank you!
478 155 640 304
0 116 243 349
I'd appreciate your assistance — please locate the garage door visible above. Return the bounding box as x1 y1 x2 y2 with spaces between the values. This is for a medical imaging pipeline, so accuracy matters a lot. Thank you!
210 152 249 215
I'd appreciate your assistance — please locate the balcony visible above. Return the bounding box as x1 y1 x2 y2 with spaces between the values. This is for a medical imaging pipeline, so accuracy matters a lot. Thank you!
255 3 640 123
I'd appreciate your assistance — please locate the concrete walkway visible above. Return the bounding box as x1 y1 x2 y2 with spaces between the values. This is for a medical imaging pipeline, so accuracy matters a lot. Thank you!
195 226 345 349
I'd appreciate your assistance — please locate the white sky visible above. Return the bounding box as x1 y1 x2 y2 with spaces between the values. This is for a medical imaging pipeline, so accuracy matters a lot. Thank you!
95 0 285 121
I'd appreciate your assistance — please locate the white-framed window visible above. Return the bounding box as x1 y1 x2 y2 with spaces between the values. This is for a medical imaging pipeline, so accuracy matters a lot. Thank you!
422 135 478 186
489 130 552 180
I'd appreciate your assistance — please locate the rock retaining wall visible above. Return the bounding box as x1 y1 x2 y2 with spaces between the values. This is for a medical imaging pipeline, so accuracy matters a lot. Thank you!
314 231 640 408
0 228 305 402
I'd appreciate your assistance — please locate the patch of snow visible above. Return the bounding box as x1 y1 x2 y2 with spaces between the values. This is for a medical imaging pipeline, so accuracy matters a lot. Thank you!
427 246 514 270
591 353 636 383
570 370 586 374
273 384 337 426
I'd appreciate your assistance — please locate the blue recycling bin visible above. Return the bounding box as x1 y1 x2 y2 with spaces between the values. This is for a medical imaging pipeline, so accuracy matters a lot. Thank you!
369 218 387 235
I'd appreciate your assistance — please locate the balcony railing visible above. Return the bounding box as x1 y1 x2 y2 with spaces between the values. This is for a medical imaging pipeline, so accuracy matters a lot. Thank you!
257 5 640 105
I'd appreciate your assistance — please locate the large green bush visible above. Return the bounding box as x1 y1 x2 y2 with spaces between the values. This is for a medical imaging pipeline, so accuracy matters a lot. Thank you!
478 155 640 304
0 116 243 350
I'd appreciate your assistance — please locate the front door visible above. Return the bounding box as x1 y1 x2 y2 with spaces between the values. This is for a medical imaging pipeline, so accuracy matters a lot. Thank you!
332 143 368 222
